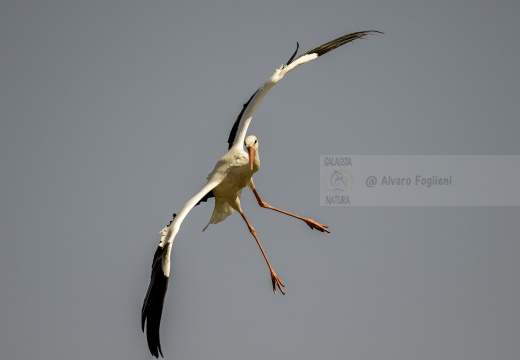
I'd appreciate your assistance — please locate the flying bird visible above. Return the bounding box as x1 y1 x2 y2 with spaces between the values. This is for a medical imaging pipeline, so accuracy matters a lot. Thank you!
141 30 381 357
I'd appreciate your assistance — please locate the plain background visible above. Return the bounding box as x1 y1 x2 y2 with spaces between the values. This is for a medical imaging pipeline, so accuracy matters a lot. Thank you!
1 1 519 359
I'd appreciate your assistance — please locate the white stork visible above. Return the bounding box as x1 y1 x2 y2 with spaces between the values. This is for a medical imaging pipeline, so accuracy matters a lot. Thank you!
141 30 381 357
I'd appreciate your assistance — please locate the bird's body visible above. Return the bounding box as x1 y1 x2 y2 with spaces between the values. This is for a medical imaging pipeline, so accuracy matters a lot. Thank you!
141 30 381 358
204 135 260 230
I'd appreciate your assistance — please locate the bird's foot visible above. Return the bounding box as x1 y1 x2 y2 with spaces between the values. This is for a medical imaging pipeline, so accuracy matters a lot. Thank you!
304 219 330 233
270 270 285 295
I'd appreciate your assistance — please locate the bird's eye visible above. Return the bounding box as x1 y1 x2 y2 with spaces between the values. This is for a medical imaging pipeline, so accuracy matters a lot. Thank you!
254 139 257 144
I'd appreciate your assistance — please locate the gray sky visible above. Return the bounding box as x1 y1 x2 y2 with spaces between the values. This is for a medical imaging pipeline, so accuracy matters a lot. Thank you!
1 1 519 359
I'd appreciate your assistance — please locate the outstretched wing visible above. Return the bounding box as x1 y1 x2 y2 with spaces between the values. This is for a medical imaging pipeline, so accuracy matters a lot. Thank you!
141 179 221 357
227 30 382 149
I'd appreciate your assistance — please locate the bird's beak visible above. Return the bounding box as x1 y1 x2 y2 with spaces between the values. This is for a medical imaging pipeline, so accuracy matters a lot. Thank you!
248 146 255 171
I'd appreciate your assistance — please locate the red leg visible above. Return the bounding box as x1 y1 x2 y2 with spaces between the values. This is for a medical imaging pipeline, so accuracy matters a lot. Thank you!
252 189 330 233
240 212 285 295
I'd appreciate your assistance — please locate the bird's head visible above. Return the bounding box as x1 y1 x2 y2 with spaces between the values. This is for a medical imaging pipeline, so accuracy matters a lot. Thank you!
244 135 259 171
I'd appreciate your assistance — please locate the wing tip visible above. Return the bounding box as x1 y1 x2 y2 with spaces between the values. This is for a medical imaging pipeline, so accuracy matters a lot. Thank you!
290 30 383 63
142 244 170 358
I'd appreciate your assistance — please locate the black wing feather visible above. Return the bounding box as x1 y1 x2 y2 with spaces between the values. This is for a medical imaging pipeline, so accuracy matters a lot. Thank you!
227 90 258 149
292 30 382 63
286 42 300 65
195 190 214 206
141 215 176 358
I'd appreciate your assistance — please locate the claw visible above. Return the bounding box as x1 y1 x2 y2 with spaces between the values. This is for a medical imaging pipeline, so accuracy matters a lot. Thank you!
305 219 330 233
270 270 285 295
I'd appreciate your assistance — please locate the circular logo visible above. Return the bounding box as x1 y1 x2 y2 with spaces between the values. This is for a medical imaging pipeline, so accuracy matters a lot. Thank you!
323 169 353 194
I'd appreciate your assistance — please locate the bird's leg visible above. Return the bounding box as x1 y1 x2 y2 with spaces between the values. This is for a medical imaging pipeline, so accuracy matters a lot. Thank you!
240 212 285 295
252 189 330 233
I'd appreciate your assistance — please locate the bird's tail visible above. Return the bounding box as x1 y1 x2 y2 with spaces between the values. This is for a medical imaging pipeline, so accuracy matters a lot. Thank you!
203 199 234 231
